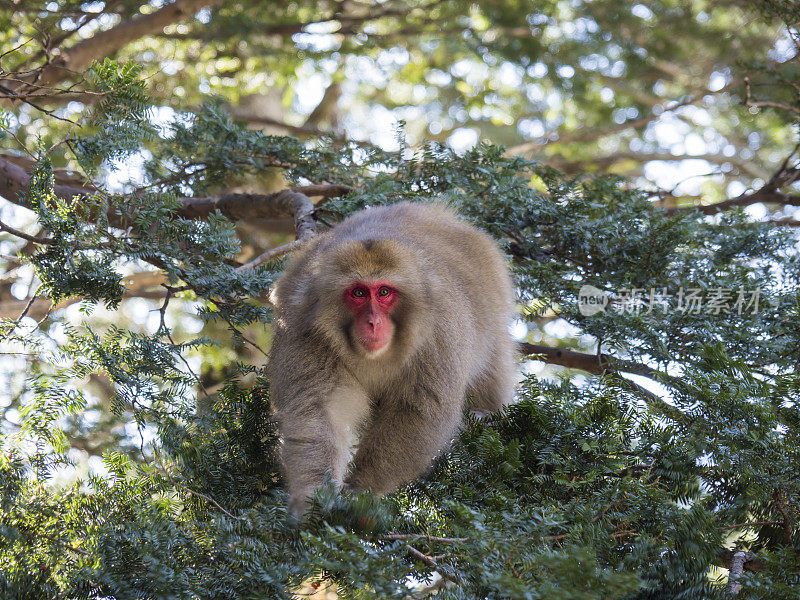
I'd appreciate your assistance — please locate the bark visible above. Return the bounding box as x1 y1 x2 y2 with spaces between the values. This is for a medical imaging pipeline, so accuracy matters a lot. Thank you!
717 549 765 574
518 342 661 378
727 551 747 595
0 156 327 232
0 155 90 205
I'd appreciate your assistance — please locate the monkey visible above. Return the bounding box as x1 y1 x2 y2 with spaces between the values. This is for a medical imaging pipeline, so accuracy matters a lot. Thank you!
268 202 516 517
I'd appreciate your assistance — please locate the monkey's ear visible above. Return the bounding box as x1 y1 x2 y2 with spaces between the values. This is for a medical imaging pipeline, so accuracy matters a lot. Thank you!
271 271 318 314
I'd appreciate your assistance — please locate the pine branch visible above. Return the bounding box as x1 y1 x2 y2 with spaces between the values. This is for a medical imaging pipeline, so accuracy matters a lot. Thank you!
0 219 55 244
665 141 800 214
665 186 800 215
0 156 338 242
404 544 463 585
518 342 662 378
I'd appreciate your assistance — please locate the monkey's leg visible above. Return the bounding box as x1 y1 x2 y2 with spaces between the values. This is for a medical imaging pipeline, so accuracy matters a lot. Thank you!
278 407 341 518
467 344 516 416
278 386 370 517
345 394 463 494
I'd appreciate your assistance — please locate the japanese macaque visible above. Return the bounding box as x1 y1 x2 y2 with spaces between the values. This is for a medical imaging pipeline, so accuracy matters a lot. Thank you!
268 202 516 517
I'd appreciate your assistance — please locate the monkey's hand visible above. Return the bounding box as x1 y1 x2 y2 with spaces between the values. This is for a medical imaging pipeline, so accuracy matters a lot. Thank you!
287 492 313 521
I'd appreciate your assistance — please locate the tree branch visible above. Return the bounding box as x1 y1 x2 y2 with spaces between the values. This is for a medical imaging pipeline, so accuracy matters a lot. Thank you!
404 544 463 585
727 551 748 595
380 533 469 543
717 549 765 575
304 81 342 129
292 183 354 198
235 113 346 141
0 219 55 244
663 144 800 215
9 0 224 92
665 187 800 215
177 190 315 236
769 217 800 227
0 154 91 205
772 488 795 546
0 287 172 320
506 94 702 155
19 530 89 557
0 155 333 239
518 342 689 422
176 3 438 39
518 342 661 378
0 157 359 287
744 76 800 115
236 240 304 272
548 150 772 181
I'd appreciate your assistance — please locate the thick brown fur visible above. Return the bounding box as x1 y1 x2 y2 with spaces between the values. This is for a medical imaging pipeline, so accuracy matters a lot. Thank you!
268 202 516 516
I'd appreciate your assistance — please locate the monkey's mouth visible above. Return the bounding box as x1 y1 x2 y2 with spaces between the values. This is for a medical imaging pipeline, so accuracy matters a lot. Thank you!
356 336 391 355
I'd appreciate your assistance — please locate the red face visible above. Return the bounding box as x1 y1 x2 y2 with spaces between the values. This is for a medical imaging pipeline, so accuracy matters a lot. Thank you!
343 281 399 356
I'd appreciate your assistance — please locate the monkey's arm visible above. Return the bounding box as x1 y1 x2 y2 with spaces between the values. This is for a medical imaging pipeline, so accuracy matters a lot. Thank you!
344 385 464 495
274 378 372 516
275 399 343 518
270 337 361 517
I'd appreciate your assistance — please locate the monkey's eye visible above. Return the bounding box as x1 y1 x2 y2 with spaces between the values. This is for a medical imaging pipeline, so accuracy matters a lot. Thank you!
352 288 366 298
377 286 392 297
